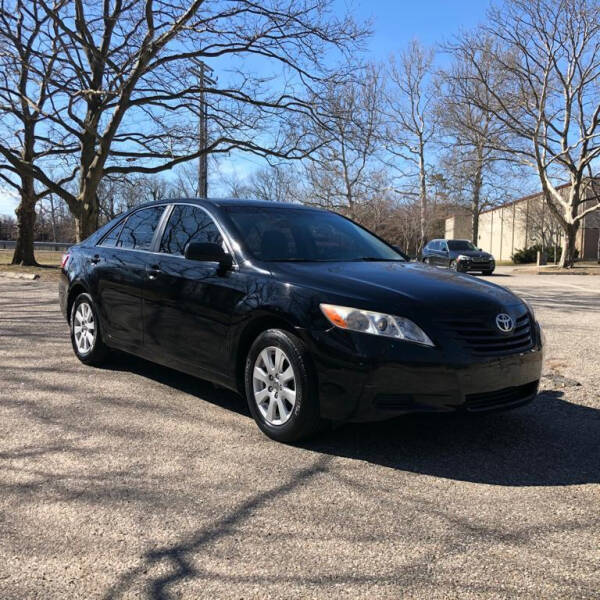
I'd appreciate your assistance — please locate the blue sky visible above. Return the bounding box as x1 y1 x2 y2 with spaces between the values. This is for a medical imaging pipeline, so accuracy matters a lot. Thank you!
0 0 494 217
348 0 491 58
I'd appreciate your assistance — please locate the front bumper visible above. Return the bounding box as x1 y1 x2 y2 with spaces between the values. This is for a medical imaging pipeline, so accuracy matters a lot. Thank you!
458 258 495 272
302 325 543 422
351 351 541 421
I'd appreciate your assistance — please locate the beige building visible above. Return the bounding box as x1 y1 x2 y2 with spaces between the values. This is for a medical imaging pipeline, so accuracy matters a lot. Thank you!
445 183 600 261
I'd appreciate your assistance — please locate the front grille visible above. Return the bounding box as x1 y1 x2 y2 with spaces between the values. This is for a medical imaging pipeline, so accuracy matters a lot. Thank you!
438 311 534 356
465 381 538 412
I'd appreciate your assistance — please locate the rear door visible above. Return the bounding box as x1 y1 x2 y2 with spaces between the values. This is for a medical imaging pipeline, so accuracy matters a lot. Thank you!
429 241 442 265
143 204 245 379
423 241 434 263
440 241 451 267
91 205 166 352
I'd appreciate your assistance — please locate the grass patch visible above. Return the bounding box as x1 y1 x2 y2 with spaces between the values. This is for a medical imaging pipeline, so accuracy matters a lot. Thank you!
0 249 63 281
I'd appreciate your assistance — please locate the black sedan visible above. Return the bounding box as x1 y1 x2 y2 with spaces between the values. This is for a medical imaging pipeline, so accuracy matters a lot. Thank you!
422 239 495 274
59 200 542 442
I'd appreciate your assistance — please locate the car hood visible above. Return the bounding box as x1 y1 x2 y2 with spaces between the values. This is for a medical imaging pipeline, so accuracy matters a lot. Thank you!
271 261 521 316
450 249 493 259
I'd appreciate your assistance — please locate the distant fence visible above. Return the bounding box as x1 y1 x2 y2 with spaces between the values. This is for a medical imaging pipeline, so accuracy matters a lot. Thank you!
0 240 73 251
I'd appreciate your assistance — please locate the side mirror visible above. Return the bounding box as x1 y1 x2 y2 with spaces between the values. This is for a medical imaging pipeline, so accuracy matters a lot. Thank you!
184 242 233 272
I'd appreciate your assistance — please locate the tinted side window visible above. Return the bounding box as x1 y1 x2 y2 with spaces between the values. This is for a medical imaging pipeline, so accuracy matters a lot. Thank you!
99 220 125 247
159 205 223 256
117 206 165 250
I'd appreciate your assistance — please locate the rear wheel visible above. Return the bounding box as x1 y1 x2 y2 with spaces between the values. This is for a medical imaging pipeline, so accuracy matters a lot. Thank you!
70 292 109 366
245 329 323 443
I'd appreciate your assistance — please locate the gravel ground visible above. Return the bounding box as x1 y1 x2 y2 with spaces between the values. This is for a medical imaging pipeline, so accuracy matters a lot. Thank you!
0 272 599 599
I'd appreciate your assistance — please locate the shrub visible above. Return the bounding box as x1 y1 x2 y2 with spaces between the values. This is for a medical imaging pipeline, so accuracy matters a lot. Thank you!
512 245 541 264
511 244 567 264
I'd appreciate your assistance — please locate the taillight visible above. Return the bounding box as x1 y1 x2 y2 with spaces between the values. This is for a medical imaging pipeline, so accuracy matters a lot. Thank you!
60 253 70 269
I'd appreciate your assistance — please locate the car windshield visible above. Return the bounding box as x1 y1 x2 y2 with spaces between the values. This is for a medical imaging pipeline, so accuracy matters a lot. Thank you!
224 206 405 262
447 240 477 251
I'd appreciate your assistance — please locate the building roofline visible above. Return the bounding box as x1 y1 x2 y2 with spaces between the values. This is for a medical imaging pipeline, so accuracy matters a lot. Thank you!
479 182 572 215
479 178 600 215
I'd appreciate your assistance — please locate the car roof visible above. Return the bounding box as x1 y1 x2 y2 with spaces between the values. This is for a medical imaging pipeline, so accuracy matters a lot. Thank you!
131 198 323 211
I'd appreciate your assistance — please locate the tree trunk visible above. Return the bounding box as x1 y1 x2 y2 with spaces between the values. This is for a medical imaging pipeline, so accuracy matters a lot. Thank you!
75 191 99 242
559 223 578 268
418 141 427 255
471 155 483 245
11 181 38 266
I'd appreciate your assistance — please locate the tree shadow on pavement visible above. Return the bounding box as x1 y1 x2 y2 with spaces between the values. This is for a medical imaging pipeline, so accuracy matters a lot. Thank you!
304 389 600 487
103 455 333 600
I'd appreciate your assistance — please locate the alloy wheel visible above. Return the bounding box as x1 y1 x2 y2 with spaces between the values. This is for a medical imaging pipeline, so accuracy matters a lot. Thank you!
252 346 296 425
73 302 96 354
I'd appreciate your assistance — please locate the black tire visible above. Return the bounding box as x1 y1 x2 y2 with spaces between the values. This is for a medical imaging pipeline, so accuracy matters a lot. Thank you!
244 329 323 443
449 259 458 271
70 292 109 366
482 269 494 276
423 257 430 264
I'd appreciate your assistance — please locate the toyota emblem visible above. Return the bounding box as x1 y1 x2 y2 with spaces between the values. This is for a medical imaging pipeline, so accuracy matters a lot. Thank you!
496 313 514 333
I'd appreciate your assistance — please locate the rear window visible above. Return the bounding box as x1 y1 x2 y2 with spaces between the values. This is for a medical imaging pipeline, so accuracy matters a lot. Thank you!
117 206 165 250
99 220 125 247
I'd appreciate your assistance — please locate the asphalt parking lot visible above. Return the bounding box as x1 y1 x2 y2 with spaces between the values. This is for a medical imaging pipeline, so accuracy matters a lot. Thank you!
1 271 599 599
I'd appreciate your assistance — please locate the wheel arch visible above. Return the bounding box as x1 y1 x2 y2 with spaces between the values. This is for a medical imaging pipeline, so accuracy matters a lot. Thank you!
66 281 90 321
234 312 303 394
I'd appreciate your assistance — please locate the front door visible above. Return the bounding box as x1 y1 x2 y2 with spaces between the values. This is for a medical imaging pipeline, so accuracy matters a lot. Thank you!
143 204 245 380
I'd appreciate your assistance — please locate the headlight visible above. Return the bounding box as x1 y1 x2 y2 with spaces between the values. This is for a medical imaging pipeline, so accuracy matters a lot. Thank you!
320 303 434 347
457 254 470 261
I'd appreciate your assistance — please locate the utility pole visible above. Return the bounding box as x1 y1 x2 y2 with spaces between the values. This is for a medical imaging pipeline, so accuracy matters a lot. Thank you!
190 59 215 198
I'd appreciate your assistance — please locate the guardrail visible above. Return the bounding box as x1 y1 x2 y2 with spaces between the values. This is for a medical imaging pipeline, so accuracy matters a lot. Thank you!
0 240 73 251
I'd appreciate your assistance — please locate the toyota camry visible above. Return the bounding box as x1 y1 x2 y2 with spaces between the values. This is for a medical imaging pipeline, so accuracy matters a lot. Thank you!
59 199 543 442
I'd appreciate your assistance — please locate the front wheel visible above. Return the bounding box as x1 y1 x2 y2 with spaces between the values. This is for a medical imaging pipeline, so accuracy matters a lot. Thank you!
70 292 109 366
244 329 323 443
482 269 494 276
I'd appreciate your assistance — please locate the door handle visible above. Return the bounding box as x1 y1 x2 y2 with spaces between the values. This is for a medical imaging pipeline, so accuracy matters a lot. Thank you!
90 254 101 265
147 264 161 279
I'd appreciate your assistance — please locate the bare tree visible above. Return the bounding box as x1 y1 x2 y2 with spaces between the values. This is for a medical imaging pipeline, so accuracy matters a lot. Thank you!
437 45 522 244
385 40 437 254
10 0 365 241
96 173 173 223
303 63 384 215
248 165 300 203
452 0 600 267
0 0 69 264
